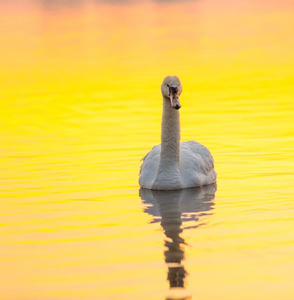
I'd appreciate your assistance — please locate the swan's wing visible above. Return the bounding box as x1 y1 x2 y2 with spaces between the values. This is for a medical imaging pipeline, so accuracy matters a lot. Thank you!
139 144 161 174
139 144 161 189
180 141 216 188
182 141 215 172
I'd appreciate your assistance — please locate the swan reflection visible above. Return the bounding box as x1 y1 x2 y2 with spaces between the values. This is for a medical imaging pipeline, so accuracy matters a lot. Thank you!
140 184 216 300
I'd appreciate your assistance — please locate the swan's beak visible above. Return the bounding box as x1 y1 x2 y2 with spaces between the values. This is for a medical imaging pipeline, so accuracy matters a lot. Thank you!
169 87 181 110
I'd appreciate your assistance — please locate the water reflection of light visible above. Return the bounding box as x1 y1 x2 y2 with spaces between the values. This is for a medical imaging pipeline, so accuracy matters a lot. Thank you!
38 0 196 7
140 184 217 300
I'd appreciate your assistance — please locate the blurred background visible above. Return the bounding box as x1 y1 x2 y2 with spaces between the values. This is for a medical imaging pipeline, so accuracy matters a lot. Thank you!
0 0 293 299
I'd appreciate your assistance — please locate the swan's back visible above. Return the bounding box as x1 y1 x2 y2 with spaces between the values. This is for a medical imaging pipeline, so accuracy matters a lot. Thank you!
139 141 216 189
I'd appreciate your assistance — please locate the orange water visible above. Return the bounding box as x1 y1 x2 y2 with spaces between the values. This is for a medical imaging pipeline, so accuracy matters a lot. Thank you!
0 0 294 299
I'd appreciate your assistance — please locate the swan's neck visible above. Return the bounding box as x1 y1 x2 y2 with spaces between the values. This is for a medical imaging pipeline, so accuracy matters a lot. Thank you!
160 96 181 164
152 96 182 189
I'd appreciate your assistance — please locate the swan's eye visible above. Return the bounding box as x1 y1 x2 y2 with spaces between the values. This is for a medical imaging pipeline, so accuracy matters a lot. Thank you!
170 87 178 94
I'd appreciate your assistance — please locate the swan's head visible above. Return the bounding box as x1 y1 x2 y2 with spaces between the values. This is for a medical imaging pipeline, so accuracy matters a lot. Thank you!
161 76 182 110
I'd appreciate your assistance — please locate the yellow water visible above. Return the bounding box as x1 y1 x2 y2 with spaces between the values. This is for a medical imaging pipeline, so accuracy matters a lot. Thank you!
0 0 294 299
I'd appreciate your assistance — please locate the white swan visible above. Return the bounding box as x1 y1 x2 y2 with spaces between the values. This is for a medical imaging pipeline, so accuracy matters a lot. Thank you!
139 76 217 190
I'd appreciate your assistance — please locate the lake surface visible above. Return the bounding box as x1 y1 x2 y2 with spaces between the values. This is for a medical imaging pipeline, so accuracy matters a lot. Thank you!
0 0 294 299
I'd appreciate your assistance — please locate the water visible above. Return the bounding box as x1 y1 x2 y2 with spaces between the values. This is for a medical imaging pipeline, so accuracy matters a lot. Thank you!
0 0 294 299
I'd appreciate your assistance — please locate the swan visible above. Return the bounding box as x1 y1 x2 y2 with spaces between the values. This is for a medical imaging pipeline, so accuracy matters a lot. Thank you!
139 75 217 190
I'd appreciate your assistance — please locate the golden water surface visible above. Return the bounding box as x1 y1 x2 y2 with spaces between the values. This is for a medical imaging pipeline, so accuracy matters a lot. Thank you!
0 0 294 299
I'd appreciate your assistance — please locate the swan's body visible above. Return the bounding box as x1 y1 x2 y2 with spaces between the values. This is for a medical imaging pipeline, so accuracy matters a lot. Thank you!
139 76 216 190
